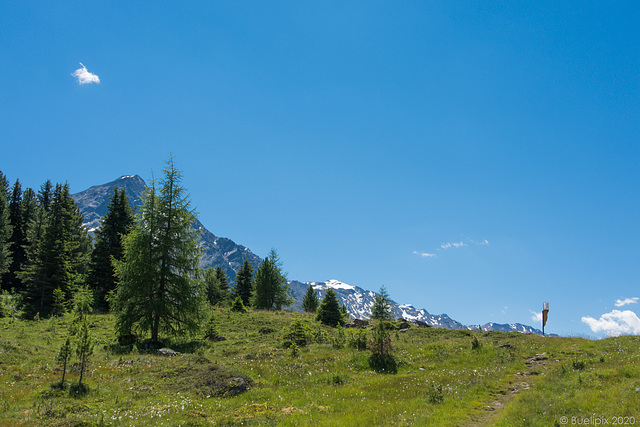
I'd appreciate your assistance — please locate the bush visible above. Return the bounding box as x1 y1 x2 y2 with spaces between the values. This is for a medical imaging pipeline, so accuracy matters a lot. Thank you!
471 335 482 350
203 313 221 341
282 319 311 348
332 325 346 349
348 328 368 351
230 296 248 313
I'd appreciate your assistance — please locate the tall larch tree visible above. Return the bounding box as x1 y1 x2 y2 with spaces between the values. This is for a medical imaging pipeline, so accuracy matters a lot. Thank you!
112 158 204 342
87 187 134 311
234 258 254 307
252 249 293 310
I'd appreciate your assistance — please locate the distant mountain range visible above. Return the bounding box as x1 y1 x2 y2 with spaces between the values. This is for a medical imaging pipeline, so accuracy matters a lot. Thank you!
73 175 547 335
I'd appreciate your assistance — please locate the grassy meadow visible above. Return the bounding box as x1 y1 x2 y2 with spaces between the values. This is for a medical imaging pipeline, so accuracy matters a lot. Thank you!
0 309 638 426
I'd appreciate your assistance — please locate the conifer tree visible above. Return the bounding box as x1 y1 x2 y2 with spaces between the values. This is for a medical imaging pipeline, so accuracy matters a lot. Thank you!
302 284 319 313
370 285 394 321
234 258 254 307
252 249 293 310
22 183 91 317
316 288 343 327
215 266 230 303
3 180 25 291
87 187 134 311
0 172 11 288
19 183 51 292
112 158 204 342
202 266 229 306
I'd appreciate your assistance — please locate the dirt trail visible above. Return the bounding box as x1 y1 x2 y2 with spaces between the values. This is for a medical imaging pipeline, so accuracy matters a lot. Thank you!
461 352 558 426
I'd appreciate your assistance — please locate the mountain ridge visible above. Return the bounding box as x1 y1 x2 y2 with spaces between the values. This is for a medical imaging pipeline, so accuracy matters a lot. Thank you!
73 175 548 335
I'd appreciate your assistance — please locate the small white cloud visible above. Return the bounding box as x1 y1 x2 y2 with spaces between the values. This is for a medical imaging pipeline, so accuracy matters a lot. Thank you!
71 62 100 85
413 251 436 258
530 310 543 322
615 297 639 307
502 306 509 314
441 241 466 249
581 309 640 337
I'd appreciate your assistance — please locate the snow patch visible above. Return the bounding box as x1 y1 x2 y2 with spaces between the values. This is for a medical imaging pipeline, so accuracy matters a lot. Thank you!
324 279 356 290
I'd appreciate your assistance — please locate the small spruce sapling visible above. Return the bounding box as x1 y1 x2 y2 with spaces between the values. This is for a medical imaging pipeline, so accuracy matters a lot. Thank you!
76 319 94 391
230 296 248 313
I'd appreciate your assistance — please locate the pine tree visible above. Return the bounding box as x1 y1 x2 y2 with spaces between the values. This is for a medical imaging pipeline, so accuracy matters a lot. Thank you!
87 188 134 311
19 183 51 294
3 180 25 291
215 266 230 304
202 267 228 306
316 288 343 327
252 249 293 310
112 158 204 342
22 183 92 317
370 285 394 321
234 258 254 307
0 172 11 288
302 284 319 313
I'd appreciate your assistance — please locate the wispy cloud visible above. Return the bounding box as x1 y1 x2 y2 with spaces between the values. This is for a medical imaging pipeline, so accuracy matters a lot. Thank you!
71 62 100 85
582 309 640 337
530 310 543 322
415 237 488 260
441 241 466 249
615 297 639 307
413 251 436 258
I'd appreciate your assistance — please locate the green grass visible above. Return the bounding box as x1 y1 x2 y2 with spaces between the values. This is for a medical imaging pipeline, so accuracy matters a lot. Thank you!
0 310 638 425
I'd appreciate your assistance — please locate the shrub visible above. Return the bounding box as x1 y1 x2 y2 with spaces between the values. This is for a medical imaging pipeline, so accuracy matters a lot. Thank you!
471 335 482 350
426 383 444 404
332 325 346 349
230 296 248 313
282 319 311 348
348 328 368 351
203 313 221 341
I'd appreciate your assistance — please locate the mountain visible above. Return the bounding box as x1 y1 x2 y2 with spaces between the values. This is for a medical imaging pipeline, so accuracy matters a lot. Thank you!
72 175 262 281
288 280 466 329
73 176 546 335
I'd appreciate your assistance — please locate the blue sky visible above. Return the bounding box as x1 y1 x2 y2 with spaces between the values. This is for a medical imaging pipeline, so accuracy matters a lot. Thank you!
1 2 638 337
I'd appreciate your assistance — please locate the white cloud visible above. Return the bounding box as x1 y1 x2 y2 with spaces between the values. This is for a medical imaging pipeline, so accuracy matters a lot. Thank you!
581 309 640 337
71 62 100 85
615 297 639 307
413 251 436 258
441 241 466 249
530 310 543 322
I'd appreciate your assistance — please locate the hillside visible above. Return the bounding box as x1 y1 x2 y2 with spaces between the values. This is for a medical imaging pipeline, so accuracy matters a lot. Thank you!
0 312 638 425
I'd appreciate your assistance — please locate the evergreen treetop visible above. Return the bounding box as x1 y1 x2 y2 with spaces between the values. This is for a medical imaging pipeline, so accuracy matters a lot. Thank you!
302 284 319 313
251 249 293 310
234 258 254 307
316 288 343 327
370 285 395 322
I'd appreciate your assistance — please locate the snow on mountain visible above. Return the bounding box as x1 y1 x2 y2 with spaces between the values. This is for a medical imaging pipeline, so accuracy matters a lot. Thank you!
289 280 466 329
